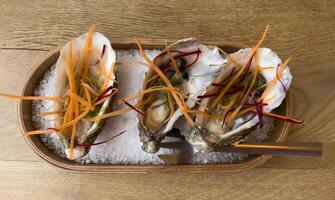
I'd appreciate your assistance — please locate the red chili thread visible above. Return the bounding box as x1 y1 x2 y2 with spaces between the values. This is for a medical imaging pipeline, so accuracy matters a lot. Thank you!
95 86 116 102
76 130 127 147
123 100 146 116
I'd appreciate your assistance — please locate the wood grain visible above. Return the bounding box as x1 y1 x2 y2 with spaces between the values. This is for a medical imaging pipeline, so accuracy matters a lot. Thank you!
1 160 335 200
1 0 335 199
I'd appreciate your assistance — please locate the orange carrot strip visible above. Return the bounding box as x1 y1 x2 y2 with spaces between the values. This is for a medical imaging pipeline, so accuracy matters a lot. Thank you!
82 84 92 104
166 92 175 121
38 110 66 116
135 38 194 127
67 91 95 111
212 25 269 107
259 66 275 70
24 129 55 135
176 92 208 111
81 82 100 97
84 25 96 74
165 41 182 77
260 58 290 101
69 97 79 160
0 92 65 103
227 67 258 124
101 62 116 93
94 89 118 106
146 74 159 85
85 96 153 122
120 86 176 102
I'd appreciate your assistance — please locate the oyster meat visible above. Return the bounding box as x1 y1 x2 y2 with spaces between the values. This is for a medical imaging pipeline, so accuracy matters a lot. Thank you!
187 47 292 153
138 38 227 153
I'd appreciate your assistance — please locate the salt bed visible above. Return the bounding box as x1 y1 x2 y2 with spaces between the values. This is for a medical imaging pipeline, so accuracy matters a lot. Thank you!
32 49 272 165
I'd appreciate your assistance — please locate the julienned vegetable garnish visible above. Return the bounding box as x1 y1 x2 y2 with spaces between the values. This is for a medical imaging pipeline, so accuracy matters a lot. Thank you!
135 38 227 153
0 26 123 160
185 25 303 153
0 25 304 161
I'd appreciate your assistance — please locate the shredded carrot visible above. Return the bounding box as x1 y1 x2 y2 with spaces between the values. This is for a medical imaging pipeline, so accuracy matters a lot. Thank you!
94 96 110 106
94 89 117 106
88 108 132 121
145 74 159 85
99 57 117 91
62 41 77 137
57 108 90 131
259 66 275 70
218 47 229 57
238 107 256 116
227 66 258 124
165 41 182 77
69 122 76 159
120 86 176 102
69 97 79 160
212 25 269 108
81 82 100 97
0 92 65 103
82 84 91 104
101 62 115 93
38 110 66 116
67 41 76 95
218 47 240 66
24 129 55 135
166 92 175 121
85 96 153 122
260 111 304 124
82 73 99 89
25 26 104 139
260 58 290 101
135 38 194 127
66 91 95 111
176 92 208 111
83 25 96 74
242 66 259 104
62 101 71 130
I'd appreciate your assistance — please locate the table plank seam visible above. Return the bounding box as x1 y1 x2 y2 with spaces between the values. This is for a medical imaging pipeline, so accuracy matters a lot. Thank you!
0 47 49 52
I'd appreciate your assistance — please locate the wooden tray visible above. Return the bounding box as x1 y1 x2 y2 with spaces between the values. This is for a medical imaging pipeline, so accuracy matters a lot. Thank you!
17 39 292 173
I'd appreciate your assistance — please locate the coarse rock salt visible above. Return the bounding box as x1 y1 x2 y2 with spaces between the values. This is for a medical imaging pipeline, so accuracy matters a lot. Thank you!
32 49 272 165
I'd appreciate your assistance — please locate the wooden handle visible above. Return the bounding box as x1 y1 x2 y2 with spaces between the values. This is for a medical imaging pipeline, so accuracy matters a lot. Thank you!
214 142 323 157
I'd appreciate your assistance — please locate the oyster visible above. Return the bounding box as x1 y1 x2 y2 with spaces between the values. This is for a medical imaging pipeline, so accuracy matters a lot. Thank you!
52 30 117 159
138 38 227 153
187 48 292 153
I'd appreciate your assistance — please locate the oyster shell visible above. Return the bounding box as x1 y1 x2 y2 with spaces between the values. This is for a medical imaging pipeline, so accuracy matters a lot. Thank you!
52 32 117 159
138 38 227 153
187 48 292 153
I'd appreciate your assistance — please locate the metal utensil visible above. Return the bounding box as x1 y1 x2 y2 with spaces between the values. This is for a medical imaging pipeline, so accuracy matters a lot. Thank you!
158 130 323 165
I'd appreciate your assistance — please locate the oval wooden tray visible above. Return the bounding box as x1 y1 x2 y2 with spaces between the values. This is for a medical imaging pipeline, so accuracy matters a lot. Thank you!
17 39 292 173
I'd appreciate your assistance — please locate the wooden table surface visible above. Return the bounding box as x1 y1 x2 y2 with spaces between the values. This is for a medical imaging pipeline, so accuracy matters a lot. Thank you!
1 0 335 199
